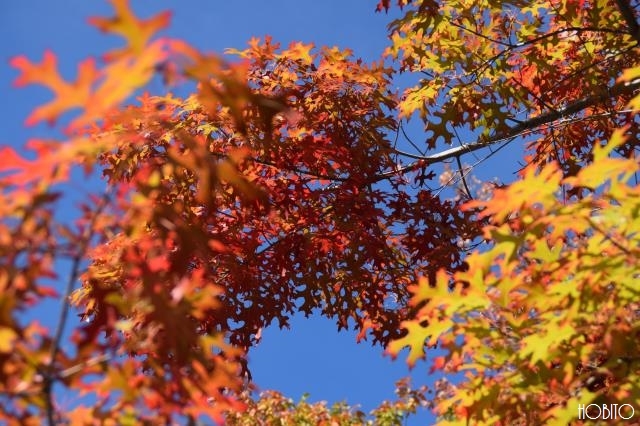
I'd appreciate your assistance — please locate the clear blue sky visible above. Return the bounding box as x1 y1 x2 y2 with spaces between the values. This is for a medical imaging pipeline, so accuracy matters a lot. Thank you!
2 2 525 424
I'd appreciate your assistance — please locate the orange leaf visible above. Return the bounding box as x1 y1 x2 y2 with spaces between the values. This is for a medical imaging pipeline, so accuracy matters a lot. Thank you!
430 356 446 373
286 41 316 65
88 0 171 60
10 51 98 126
81 40 169 127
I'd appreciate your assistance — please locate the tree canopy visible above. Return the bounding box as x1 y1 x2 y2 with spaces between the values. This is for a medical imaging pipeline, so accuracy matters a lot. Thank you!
2 0 639 424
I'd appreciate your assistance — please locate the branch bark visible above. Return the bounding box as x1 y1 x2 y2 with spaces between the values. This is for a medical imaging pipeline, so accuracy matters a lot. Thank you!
616 0 640 44
374 79 640 182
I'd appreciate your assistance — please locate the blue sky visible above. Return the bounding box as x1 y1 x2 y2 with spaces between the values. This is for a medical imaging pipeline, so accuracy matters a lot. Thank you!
1 1 441 424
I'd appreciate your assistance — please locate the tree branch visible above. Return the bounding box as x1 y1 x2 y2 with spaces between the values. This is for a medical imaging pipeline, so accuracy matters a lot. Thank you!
456 156 473 200
375 79 640 182
616 0 640 44
44 193 110 426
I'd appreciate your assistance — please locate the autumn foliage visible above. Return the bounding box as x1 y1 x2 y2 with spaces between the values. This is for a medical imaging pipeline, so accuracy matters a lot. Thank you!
2 0 640 424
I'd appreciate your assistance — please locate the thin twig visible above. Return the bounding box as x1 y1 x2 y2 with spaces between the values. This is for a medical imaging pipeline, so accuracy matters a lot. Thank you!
400 121 426 156
58 353 112 379
372 81 640 182
589 218 633 255
45 192 110 426
456 155 473 200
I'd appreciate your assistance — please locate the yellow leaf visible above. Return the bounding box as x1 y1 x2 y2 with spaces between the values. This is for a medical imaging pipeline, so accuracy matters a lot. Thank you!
285 42 315 65
0 327 18 353
89 0 171 60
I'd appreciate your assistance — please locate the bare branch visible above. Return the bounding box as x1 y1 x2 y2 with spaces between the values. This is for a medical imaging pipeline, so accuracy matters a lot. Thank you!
58 353 112 379
456 156 473 200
